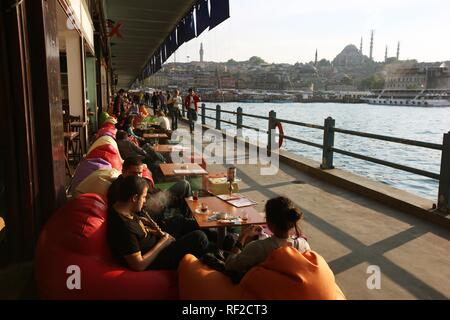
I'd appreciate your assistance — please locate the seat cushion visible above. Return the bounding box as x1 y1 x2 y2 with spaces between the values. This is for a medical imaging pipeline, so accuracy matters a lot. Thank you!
88 135 119 155
69 158 112 193
35 194 179 300
86 144 123 171
178 247 345 300
74 168 121 201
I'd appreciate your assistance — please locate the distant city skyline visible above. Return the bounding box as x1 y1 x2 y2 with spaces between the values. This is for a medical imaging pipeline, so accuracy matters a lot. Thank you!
169 0 450 65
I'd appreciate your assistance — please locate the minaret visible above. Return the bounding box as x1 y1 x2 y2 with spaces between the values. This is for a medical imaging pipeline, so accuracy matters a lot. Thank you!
385 46 388 63
200 42 204 63
360 37 363 54
396 41 400 60
314 49 318 66
369 30 374 61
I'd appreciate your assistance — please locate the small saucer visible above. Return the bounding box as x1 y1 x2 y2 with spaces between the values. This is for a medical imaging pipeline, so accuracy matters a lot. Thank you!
195 208 211 215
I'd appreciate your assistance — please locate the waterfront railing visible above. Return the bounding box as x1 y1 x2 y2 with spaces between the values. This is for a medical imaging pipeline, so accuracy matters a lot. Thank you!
198 103 450 213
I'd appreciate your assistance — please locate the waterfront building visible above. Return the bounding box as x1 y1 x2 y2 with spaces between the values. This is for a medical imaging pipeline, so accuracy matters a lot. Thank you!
385 64 450 90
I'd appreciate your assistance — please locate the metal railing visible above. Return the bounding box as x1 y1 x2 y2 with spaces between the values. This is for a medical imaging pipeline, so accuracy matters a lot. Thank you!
196 103 450 212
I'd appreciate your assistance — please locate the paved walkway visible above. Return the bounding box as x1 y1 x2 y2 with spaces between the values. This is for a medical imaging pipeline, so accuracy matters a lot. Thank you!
185 123 450 300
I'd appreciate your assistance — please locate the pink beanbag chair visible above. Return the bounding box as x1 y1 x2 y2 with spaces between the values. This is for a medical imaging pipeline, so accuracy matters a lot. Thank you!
35 194 178 299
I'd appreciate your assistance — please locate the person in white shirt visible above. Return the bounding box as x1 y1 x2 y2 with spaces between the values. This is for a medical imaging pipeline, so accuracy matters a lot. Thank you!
225 196 310 278
156 110 170 131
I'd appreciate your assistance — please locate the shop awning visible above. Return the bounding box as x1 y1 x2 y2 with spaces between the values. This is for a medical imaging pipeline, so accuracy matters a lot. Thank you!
105 0 198 88
105 0 230 89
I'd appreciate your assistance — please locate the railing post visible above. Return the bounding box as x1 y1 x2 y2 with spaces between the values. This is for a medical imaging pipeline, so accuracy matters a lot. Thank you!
201 103 206 125
267 110 277 156
237 107 243 137
438 131 450 213
216 104 221 130
321 117 335 170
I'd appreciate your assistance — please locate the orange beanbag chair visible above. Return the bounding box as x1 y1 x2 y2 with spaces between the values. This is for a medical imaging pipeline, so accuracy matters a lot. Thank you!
86 144 123 171
178 246 345 300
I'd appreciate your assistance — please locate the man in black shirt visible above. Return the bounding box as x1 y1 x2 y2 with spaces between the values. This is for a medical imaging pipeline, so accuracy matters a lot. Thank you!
107 175 208 270
107 157 197 239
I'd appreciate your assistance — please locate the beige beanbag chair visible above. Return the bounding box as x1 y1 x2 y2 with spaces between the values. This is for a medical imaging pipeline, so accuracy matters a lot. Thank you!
88 135 119 155
73 168 121 200
87 136 119 154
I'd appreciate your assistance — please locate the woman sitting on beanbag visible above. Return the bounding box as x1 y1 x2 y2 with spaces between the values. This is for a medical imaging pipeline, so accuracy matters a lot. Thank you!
225 196 310 278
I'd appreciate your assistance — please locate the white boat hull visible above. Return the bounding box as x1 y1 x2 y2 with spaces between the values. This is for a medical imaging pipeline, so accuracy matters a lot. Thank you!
361 98 450 107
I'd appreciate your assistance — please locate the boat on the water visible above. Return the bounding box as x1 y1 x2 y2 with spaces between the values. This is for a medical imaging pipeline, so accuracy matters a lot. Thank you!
361 89 450 107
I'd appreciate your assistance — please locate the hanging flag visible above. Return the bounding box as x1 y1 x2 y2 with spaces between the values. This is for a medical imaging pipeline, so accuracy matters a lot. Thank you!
209 0 230 30
195 0 209 37
184 10 196 42
155 52 162 71
161 44 167 63
177 18 186 46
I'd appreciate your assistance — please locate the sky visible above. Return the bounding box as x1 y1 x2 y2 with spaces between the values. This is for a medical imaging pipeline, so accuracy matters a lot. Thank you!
170 0 450 65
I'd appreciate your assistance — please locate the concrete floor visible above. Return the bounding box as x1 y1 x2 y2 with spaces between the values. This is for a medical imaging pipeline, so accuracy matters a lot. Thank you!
204 158 450 300
184 120 450 300
2 124 449 300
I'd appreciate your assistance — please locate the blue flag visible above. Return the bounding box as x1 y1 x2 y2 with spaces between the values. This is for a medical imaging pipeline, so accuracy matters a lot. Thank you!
196 0 209 37
184 10 196 42
209 0 230 30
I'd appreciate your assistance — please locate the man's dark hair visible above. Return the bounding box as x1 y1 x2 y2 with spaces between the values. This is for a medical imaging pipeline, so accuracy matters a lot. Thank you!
188 88 193 93
116 175 148 202
116 130 128 141
118 89 125 94
123 157 144 170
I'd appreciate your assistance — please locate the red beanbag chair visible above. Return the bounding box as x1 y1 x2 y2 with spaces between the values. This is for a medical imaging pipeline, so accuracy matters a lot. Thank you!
86 144 123 171
178 246 345 300
101 121 116 129
142 166 155 188
35 194 178 299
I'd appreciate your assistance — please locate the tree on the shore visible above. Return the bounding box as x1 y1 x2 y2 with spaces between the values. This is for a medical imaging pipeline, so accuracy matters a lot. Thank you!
248 56 266 64
358 74 385 90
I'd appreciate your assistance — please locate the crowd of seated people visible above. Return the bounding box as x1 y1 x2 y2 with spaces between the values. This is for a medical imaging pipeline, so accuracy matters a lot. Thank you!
35 89 345 300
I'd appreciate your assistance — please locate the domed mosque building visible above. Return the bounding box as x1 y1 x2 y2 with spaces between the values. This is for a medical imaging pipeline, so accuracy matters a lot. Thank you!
332 44 372 68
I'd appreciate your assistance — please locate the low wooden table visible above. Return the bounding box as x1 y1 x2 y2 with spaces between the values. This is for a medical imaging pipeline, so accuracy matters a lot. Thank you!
152 144 190 153
159 163 208 178
185 196 265 247
143 133 168 143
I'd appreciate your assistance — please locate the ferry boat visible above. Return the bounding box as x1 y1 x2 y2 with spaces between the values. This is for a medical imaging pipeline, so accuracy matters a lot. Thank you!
361 89 450 107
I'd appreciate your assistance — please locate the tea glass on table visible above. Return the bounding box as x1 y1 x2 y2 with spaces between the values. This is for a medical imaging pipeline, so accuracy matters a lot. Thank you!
199 202 208 213
192 190 199 201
